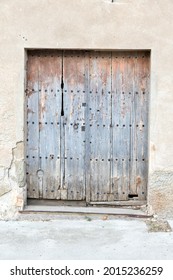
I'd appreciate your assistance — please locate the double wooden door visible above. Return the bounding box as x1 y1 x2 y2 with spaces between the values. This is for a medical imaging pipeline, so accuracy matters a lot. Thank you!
26 50 149 202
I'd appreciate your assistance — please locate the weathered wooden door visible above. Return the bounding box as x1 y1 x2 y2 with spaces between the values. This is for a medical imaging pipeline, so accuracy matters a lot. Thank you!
26 50 62 199
111 52 149 201
26 50 87 200
26 50 149 202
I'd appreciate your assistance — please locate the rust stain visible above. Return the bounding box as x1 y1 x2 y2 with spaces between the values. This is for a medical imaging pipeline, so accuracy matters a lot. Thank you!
39 122 43 131
151 144 156 151
136 176 142 186
26 89 34 98
27 108 34 114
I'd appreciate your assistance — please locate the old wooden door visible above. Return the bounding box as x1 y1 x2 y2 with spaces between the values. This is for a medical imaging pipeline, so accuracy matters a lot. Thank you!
26 50 149 202
26 50 87 200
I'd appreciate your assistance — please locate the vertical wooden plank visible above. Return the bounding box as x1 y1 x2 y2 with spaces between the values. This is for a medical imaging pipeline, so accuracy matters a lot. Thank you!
26 52 40 198
38 50 62 199
26 50 62 200
112 52 132 200
88 51 112 202
134 52 150 200
63 50 87 200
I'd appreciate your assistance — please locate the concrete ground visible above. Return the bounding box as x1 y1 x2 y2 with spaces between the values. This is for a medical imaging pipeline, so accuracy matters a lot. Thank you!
0 216 173 260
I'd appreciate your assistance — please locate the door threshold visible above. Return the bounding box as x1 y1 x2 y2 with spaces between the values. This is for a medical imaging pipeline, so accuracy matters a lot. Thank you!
28 199 146 207
89 200 147 207
21 205 151 218
27 199 87 207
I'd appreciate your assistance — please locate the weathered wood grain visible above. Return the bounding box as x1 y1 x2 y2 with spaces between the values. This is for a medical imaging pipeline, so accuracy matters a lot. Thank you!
27 50 62 199
26 50 149 203
88 51 112 202
112 51 149 200
63 50 87 200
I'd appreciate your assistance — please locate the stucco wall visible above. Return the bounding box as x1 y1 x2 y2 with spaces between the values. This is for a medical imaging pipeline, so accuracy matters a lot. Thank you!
0 0 173 218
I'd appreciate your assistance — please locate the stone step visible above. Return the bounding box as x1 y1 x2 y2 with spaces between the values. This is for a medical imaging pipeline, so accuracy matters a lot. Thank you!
20 205 152 218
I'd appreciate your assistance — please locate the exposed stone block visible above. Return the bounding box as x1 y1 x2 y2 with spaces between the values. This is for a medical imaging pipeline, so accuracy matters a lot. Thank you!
0 183 12 197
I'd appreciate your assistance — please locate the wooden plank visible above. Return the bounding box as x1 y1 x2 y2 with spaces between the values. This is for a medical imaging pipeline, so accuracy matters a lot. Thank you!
112 52 131 200
88 51 112 201
28 199 87 207
134 52 150 200
63 50 87 200
128 53 137 196
38 50 62 199
89 200 147 206
26 52 40 198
